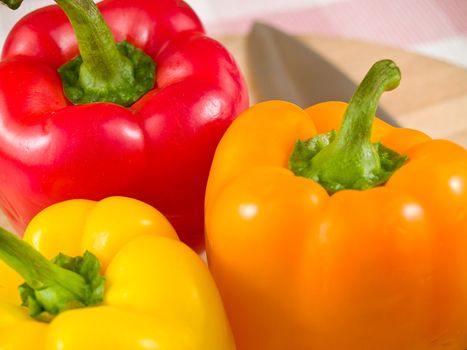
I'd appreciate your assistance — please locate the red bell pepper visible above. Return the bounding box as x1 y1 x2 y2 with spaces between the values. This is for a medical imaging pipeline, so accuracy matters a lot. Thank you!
0 0 248 250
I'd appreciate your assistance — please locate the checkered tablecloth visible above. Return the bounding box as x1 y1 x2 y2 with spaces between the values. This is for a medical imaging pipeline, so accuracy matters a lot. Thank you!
1 0 466 68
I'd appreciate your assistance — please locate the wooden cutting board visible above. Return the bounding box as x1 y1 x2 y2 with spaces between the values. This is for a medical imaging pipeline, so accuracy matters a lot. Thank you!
1 36 466 232
217 35 467 148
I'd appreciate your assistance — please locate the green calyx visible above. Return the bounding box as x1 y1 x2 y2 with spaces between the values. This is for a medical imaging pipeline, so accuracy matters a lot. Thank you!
0 227 104 322
289 59 407 194
59 41 156 106
55 0 155 106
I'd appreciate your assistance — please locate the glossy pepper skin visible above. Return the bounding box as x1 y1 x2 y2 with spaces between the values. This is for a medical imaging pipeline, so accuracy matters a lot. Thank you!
0 0 248 250
0 196 235 349
205 63 467 349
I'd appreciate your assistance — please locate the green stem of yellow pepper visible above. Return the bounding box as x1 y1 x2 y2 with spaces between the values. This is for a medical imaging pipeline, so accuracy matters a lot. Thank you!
289 59 407 193
0 226 104 321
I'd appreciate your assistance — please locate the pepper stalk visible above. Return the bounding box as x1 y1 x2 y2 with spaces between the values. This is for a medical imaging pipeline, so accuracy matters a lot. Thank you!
0 226 104 321
289 59 407 193
1 0 155 106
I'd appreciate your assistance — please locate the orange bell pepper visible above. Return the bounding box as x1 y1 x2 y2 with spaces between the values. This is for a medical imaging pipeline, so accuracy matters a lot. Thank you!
205 60 467 349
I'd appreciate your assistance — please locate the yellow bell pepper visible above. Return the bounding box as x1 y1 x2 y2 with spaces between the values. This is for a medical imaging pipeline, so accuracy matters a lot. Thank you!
0 196 235 350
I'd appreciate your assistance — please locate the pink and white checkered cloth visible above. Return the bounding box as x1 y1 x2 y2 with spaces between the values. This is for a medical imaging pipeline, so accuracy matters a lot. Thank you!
192 0 467 69
1 0 466 68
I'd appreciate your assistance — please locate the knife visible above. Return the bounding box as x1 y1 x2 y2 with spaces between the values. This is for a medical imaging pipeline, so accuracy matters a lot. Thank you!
246 22 399 126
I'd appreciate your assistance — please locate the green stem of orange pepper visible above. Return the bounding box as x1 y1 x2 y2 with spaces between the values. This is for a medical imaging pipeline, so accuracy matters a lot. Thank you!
289 59 407 193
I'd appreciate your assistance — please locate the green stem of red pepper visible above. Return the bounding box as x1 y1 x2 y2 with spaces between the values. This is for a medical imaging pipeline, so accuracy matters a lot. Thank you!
289 59 407 193
57 0 132 86
55 0 156 106
1 0 156 106
0 226 104 321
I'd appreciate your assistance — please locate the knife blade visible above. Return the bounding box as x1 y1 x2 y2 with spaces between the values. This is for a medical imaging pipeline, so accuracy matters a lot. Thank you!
246 22 399 126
